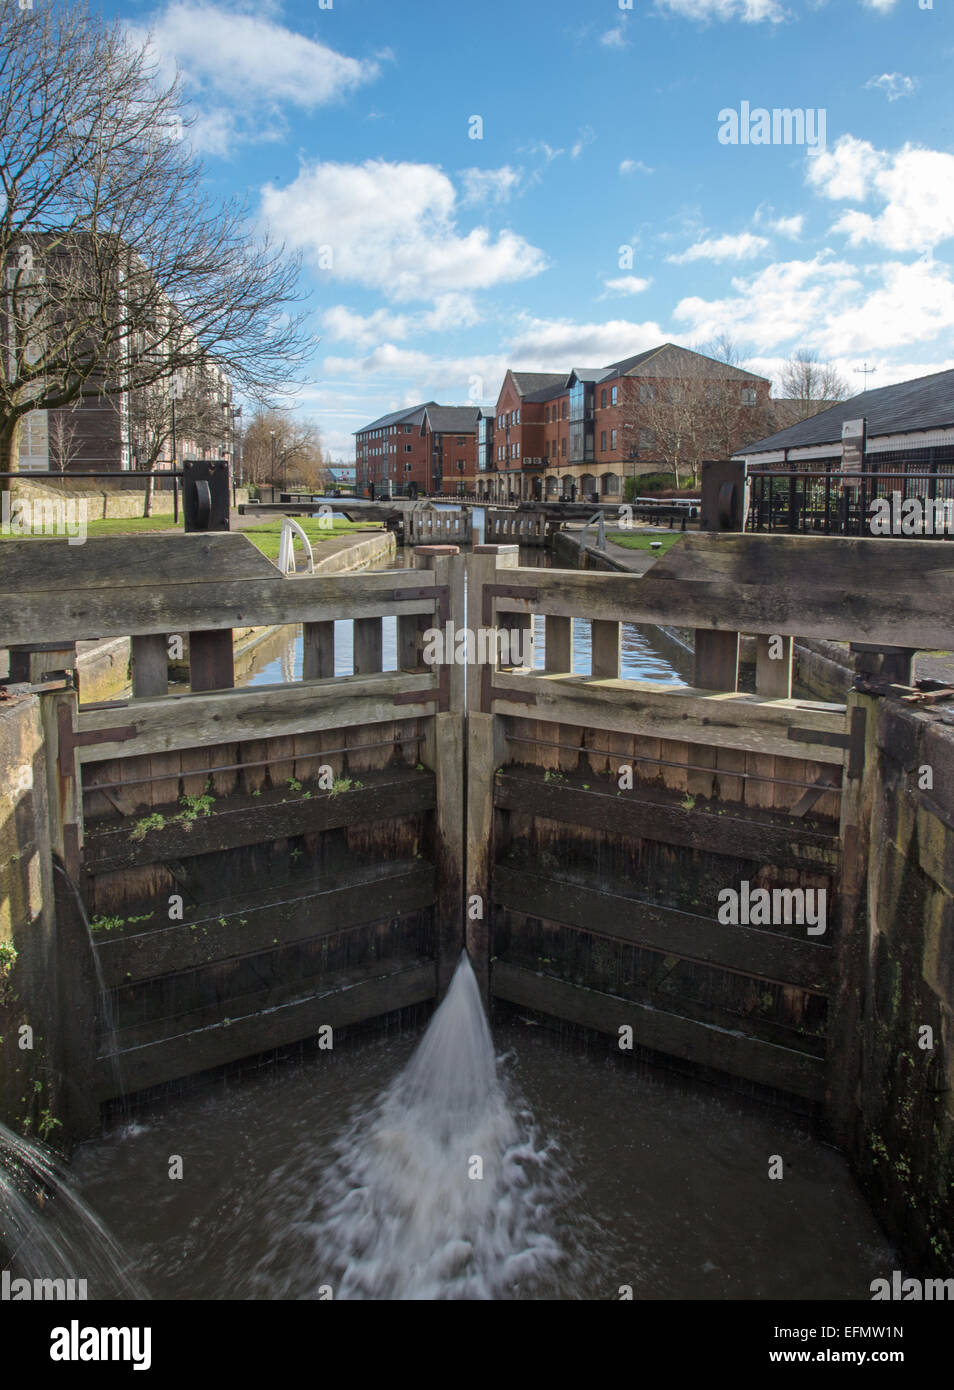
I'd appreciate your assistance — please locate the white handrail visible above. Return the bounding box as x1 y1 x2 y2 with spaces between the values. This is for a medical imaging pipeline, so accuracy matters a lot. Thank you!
277 516 315 574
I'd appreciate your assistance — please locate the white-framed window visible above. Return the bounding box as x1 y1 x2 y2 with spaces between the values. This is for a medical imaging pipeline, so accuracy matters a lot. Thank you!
404 443 412 453
611 386 619 405
741 387 757 406
18 409 49 471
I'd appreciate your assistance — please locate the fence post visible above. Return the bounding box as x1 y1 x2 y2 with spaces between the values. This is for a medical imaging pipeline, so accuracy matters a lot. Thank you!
414 546 465 996
464 544 519 1000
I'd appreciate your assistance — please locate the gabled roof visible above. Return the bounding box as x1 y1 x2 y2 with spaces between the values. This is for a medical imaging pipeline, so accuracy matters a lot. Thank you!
566 368 605 385
522 381 567 404
421 405 481 433
356 401 436 434
739 368 954 455
508 371 566 398
600 343 765 383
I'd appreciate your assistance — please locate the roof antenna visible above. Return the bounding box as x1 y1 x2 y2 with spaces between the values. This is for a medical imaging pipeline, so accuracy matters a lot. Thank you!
855 362 877 388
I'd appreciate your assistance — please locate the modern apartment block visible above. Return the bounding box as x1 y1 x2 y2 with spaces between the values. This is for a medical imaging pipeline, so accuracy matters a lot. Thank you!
482 344 772 502
4 234 234 475
354 401 487 497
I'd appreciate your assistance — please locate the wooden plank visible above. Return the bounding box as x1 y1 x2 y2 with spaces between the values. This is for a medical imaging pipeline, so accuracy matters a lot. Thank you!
488 559 954 651
493 771 840 868
490 669 849 765
591 620 621 680
756 634 794 699
302 621 334 679
75 671 440 762
95 963 437 1101
544 615 572 674
189 629 234 692
354 617 383 675
97 863 436 988
1 571 440 646
694 630 739 692
83 770 437 872
492 867 831 993
491 963 825 1100
0 533 280 592
131 635 168 698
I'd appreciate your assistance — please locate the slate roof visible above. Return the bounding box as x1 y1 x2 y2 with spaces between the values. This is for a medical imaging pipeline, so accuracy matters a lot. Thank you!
421 405 481 433
509 372 567 398
356 401 436 434
738 368 954 455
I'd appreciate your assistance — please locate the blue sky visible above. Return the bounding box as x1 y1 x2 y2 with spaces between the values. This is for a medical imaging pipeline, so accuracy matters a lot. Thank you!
112 0 954 458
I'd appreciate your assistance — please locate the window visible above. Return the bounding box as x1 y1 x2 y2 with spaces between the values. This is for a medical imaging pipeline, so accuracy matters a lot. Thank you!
561 400 568 419
456 437 466 445
639 428 655 448
601 430 607 451
600 389 607 409
639 384 657 404
561 438 567 457
741 388 757 406
405 462 412 473
514 442 520 458
611 385 618 406
404 443 412 453
611 429 617 450
404 424 412 434
514 409 520 424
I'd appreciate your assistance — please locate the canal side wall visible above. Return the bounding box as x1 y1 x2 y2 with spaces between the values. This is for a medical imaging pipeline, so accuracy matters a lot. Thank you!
0 696 63 1141
6 476 249 520
856 702 954 1272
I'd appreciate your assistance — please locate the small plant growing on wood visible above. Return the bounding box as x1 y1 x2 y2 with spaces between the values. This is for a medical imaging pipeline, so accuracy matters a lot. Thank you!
0 941 17 1004
130 813 166 841
38 1109 62 1142
177 790 215 822
680 795 696 811
90 914 125 934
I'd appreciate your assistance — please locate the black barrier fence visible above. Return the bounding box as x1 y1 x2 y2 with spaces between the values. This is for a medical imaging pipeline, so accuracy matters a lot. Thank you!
748 451 954 538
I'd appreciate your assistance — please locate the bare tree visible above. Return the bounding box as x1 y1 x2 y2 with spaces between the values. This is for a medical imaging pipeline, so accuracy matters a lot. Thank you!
0 1 310 471
776 350 850 422
241 409 328 492
47 405 82 472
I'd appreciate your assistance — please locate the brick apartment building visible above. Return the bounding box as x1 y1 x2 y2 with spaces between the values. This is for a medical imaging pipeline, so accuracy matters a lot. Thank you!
481 344 771 503
355 402 487 497
4 235 234 475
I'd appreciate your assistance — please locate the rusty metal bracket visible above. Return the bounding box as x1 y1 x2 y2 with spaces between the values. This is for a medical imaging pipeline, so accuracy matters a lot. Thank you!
393 583 450 625
481 583 538 628
787 706 866 779
57 705 138 764
393 667 450 713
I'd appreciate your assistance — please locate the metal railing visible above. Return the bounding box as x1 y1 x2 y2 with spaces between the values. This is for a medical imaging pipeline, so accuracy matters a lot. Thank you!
747 468 954 538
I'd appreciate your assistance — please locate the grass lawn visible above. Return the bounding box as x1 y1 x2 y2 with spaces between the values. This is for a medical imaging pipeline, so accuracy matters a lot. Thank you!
0 514 381 560
605 530 684 555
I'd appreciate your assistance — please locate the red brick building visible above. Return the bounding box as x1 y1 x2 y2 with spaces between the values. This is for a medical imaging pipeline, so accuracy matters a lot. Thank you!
354 401 485 497
481 344 771 502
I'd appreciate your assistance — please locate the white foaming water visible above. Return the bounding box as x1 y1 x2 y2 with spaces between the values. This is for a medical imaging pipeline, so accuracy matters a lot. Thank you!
0 1122 144 1298
311 952 564 1299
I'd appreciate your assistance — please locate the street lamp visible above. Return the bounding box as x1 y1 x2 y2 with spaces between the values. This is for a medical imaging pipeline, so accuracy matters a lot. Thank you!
269 429 277 496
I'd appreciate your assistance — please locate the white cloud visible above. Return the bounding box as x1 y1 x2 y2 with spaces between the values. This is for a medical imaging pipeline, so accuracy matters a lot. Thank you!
812 141 954 252
667 232 770 263
601 19 629 47
673 252 954 363
322 346 507 397
805 134 887 201
673 253 863 349
654 0 787 21
570 126 597 159
503 314 665 368
865 72 918 101
600 276 652 298
620 159 654 175
861 0 899 11
458 167 522 207
262 159 547 302
133 2 378 108
322 295 481 350
769 215 804 238
816 259 954 355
